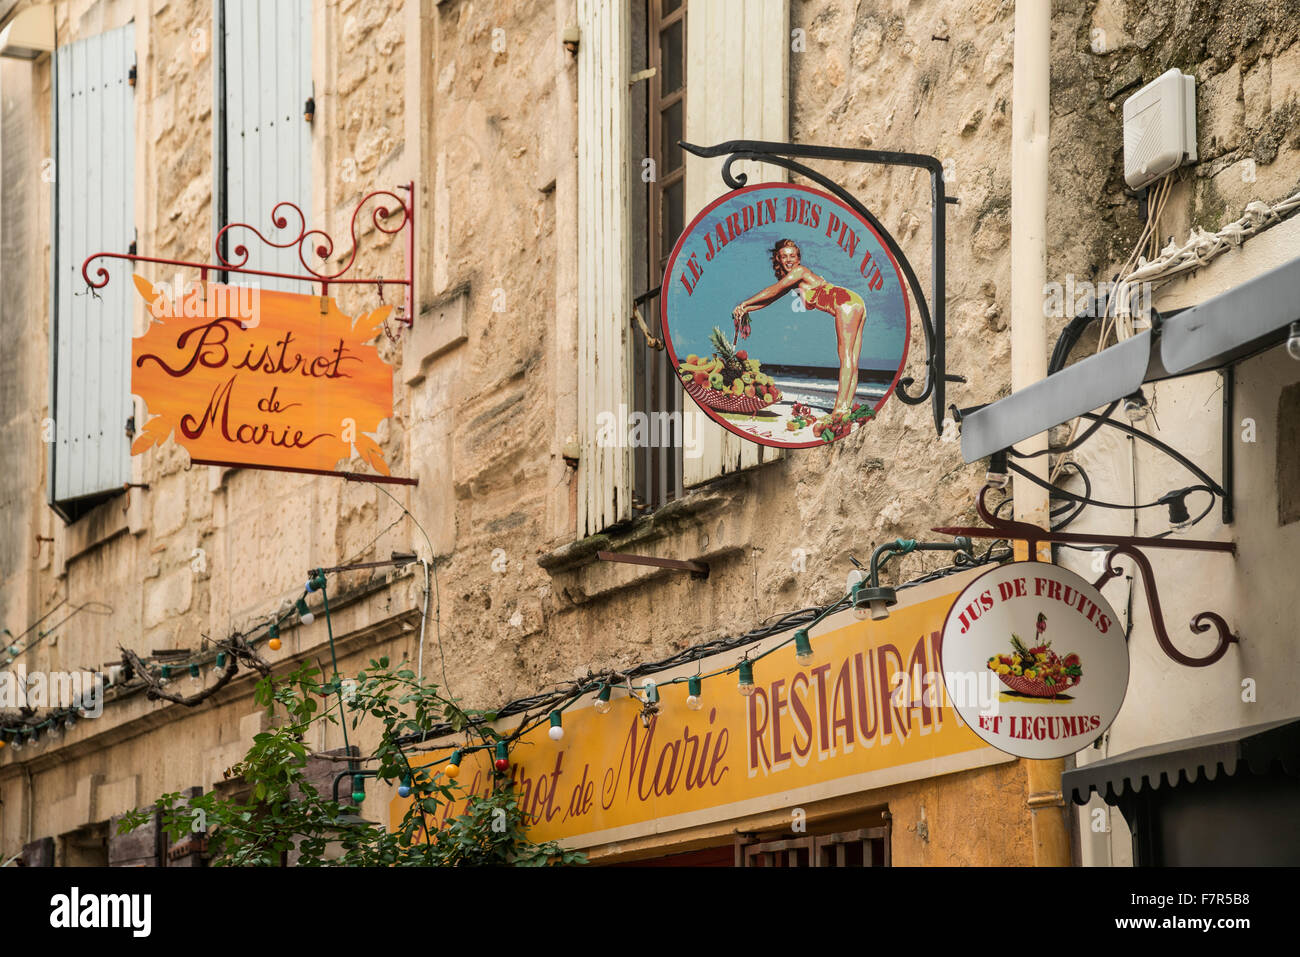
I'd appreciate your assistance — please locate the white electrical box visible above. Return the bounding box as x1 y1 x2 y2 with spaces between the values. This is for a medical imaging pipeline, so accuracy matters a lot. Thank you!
1123 69 1197 190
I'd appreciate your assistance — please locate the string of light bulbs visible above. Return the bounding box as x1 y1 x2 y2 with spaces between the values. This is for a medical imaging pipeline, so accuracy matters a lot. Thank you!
2 539 1011 810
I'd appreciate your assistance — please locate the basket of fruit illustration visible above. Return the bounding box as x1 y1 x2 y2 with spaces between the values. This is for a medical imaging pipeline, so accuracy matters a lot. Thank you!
986 613 1083 698
678 328 782 415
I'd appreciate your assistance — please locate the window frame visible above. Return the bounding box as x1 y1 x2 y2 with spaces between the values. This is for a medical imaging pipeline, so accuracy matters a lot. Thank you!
630 0 687 515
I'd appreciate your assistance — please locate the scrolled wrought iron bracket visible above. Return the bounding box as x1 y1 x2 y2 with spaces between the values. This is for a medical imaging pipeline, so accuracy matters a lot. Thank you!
82 182 416 325
680 139 961 435
933 486 1239 669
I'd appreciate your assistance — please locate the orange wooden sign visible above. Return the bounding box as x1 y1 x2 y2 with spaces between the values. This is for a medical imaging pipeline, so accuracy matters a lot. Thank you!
130 275 394 476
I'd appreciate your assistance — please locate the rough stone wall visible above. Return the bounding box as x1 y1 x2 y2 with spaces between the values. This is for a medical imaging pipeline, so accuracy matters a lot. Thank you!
0 0 424 858
5 0 1299 862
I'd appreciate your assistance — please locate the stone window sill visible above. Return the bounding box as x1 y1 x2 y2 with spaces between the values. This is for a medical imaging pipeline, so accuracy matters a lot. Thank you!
537 469 770 602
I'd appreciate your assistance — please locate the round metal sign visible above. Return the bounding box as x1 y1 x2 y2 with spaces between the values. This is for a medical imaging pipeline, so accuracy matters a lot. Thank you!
661 182 912 448
939 562 1130 759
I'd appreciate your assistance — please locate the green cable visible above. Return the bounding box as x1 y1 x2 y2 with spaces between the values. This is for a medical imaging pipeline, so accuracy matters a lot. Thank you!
316 574 352 765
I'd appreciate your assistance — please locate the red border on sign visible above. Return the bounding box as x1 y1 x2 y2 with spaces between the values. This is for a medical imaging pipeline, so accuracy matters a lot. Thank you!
936 561 1131 759
659 181 913 450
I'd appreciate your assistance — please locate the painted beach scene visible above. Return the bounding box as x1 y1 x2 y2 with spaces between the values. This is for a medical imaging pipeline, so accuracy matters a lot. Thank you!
662 182 911 449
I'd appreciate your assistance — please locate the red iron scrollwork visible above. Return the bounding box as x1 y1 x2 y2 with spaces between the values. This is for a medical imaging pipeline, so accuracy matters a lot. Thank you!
934 485 1239 669
82 182 415 325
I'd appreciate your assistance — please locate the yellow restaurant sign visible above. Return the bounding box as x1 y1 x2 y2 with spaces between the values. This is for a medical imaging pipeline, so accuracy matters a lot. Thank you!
393 570 1011 847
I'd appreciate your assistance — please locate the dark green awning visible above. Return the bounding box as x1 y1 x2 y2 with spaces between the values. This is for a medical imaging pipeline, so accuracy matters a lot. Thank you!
1064 717 1300 806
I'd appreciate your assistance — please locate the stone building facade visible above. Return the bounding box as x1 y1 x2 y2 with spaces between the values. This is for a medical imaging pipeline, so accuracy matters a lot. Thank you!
1 0 1297 867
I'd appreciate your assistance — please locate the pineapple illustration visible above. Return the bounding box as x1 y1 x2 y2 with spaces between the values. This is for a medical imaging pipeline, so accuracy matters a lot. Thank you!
709 326 746 386
1010 613 1048 660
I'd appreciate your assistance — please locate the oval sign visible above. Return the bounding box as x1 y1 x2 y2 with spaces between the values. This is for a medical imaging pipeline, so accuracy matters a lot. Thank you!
661 182 912 448
939 562 1130 759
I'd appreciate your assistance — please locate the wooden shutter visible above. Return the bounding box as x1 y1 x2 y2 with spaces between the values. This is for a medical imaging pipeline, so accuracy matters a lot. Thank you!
50 23 135 511
576 0 633 536
682 0 788 487
222 0 312 291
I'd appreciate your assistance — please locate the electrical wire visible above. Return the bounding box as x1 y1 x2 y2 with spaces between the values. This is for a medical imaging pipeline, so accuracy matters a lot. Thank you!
391 543 1015 750
1005 400 1120 459
1077 410 1225 496
1007 460 1215 513
373 484 448 697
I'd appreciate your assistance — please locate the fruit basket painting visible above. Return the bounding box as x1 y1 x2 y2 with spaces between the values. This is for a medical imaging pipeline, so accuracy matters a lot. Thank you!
986 613 1083 699
677 327 783 416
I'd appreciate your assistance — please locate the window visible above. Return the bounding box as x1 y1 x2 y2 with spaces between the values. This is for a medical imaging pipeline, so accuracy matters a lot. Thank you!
576 0 788 537
48 23 136 522
629 0 687 514
59 822 109 867
215 0 312 291
737 824 892 867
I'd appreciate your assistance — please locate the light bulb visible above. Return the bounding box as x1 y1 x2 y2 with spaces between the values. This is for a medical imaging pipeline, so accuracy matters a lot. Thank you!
300 611 314 626
493 741 510 772
641 677 659 703
737 661 755 697
686 676 703 711
1287 321 1300 361
1159 489 1192 531
1123 391 1149 422
851 582 872 620
296 598 315 626
593 694 612 715
548 710 564 741
793 629 814 666
985 449 1010 489
444 750 463 779
10 736 22 752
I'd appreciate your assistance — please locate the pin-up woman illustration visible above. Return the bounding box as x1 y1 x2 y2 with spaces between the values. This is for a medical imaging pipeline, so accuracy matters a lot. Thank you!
731 239 867 415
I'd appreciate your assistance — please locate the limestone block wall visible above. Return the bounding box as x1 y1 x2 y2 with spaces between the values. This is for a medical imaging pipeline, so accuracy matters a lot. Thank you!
2 0 1298 864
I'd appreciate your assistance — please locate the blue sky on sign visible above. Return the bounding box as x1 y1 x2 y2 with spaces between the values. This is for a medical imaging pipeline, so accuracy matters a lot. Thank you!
663 185 909 371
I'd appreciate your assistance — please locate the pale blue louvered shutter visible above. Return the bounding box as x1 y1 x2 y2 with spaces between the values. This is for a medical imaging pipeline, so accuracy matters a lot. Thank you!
221 0 312 292
50 23 136 516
